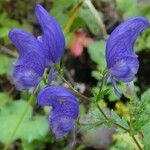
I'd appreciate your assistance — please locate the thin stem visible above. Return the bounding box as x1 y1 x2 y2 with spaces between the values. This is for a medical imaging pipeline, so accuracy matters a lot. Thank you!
96 69 108 102
132 135 143 150
127 86 143 150
59 74 91 102
3 94 35 150
59 71 130 133
95 69 130 131
95 69 108 118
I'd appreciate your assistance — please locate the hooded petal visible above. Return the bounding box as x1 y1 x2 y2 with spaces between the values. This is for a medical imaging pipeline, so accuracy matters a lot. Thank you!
106 16 149 82
35 4 65 64
9 29 46 91
9 29 44 57
37 86 79 137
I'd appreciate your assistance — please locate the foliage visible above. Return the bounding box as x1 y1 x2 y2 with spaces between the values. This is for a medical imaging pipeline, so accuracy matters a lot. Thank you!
0 92 11 108
141 122 150 150
0 100 49 144
131 89 150 135
110 133 137 150
0 13 29 44
0 54 13 75
50 0 75 28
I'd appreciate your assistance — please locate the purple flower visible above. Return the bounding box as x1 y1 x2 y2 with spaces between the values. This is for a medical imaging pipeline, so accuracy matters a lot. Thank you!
37 86 79 138
8 4 65 91
35 4 65 65
9 29 46 91
105 17 149 96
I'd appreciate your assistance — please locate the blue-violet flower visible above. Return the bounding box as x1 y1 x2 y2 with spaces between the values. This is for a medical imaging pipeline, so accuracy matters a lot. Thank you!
37 86 79 138
9 29 46 91
35 4 65 65
9 4 65 91
105 17 149 96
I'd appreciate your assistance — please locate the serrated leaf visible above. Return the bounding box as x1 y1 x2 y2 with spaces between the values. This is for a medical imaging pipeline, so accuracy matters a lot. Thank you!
0 100 49 144
110 110 129 131
131 89 150 135
141 122 150 150
79 106 106 133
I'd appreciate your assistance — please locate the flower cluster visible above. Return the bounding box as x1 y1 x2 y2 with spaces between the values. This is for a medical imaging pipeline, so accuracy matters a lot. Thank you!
105 17 149 96
9 4 79 139
9 2 149 142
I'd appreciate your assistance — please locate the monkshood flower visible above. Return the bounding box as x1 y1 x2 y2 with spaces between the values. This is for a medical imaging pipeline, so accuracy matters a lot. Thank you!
35 4 65 65
9 4 65 91
9 29 46 92
105 17 149 96
37 86 79 138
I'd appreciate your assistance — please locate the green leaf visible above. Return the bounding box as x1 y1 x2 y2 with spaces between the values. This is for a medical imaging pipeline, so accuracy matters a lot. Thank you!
0 100 49 144
141 122 150 150
116 0 140 19
0 27 9 38
131 89 150 135
91 82 126 102
135 28 150 52
50 0 75 28
0 12 30 44
110 133 137 150
88 41 106 67
79 6 102 35
0 92 11 108
79 106 106 133
110 110 129 131
0 54 13 75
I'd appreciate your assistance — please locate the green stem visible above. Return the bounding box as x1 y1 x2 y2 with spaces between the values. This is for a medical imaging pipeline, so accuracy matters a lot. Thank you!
95 69 108 102
59 70 130 132
132 135 143 150
128 89 143 150
95 69 131 131
59 68 141 149
3 93 35 150
59 74 91 102
95 69 108 118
